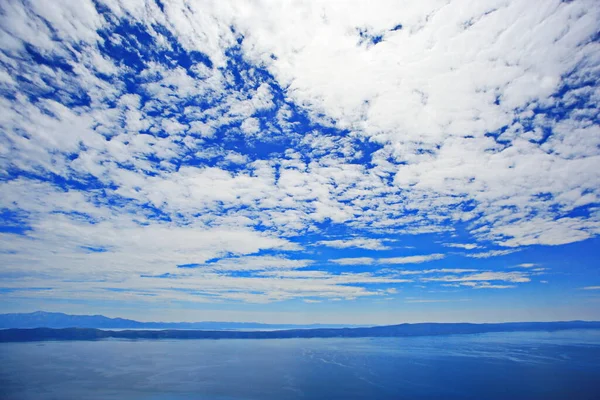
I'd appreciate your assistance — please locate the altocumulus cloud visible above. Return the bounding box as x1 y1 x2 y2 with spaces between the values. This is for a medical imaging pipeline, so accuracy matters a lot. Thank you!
0 0 598 307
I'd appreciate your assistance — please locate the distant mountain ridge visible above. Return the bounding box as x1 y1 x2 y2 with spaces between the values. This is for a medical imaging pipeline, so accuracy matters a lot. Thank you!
0 311 356 330
1 321 600 342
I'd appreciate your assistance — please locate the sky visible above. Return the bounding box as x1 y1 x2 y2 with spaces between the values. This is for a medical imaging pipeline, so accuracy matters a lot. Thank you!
0 0 599 324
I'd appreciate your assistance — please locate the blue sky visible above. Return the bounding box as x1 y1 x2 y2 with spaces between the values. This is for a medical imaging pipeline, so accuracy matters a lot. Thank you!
0 0 599 324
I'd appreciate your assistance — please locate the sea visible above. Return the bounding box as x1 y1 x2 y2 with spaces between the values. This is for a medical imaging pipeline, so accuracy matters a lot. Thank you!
1 329 599 399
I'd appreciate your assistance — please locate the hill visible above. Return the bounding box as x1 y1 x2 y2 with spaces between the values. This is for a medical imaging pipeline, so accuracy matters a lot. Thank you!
1 321 599 342
0 311 354 330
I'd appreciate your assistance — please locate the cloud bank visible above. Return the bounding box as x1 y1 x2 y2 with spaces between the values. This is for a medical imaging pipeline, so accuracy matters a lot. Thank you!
0 0 598 308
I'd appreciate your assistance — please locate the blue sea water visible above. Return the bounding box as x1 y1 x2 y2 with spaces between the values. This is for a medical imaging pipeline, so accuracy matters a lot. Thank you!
1 330 599 399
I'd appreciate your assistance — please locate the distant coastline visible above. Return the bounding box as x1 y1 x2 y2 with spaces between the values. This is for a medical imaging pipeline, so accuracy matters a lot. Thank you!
2 321 600 342
0 311 358 330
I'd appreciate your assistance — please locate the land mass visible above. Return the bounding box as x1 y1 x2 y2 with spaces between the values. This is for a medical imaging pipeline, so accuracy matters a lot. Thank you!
0 311 355 330
1 321 599 342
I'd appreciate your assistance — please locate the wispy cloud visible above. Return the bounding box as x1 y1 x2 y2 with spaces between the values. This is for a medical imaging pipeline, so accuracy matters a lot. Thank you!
316 238 391 250
330 257 376 266
513 263 538 268
442 243 479 250
464 250 519 259
331 254 445 266
459 282 516 290
377 254 446 265
422 272 531 284
379 268 479 276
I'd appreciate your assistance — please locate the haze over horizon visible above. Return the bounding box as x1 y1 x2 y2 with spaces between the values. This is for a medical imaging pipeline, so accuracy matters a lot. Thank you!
1 0 599 325
3 310 600 327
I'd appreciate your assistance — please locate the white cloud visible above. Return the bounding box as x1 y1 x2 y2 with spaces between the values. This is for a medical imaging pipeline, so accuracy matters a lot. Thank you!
0 0 597 309
231 0 600 247
381 268 479 276
513 263 538 268
331 254 444 266
459 282 516 290
316 238 391 250
423 271 531 284
224 151 249 164
199 256 313 272
0 214 301 277
582 286 600 290
330 257 376 266
240 117 260 135
377 254 445 265
464 249 518 259
443 243 479 250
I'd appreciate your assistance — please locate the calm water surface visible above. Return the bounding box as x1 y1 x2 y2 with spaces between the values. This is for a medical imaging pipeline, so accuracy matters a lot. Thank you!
1 330 599 399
